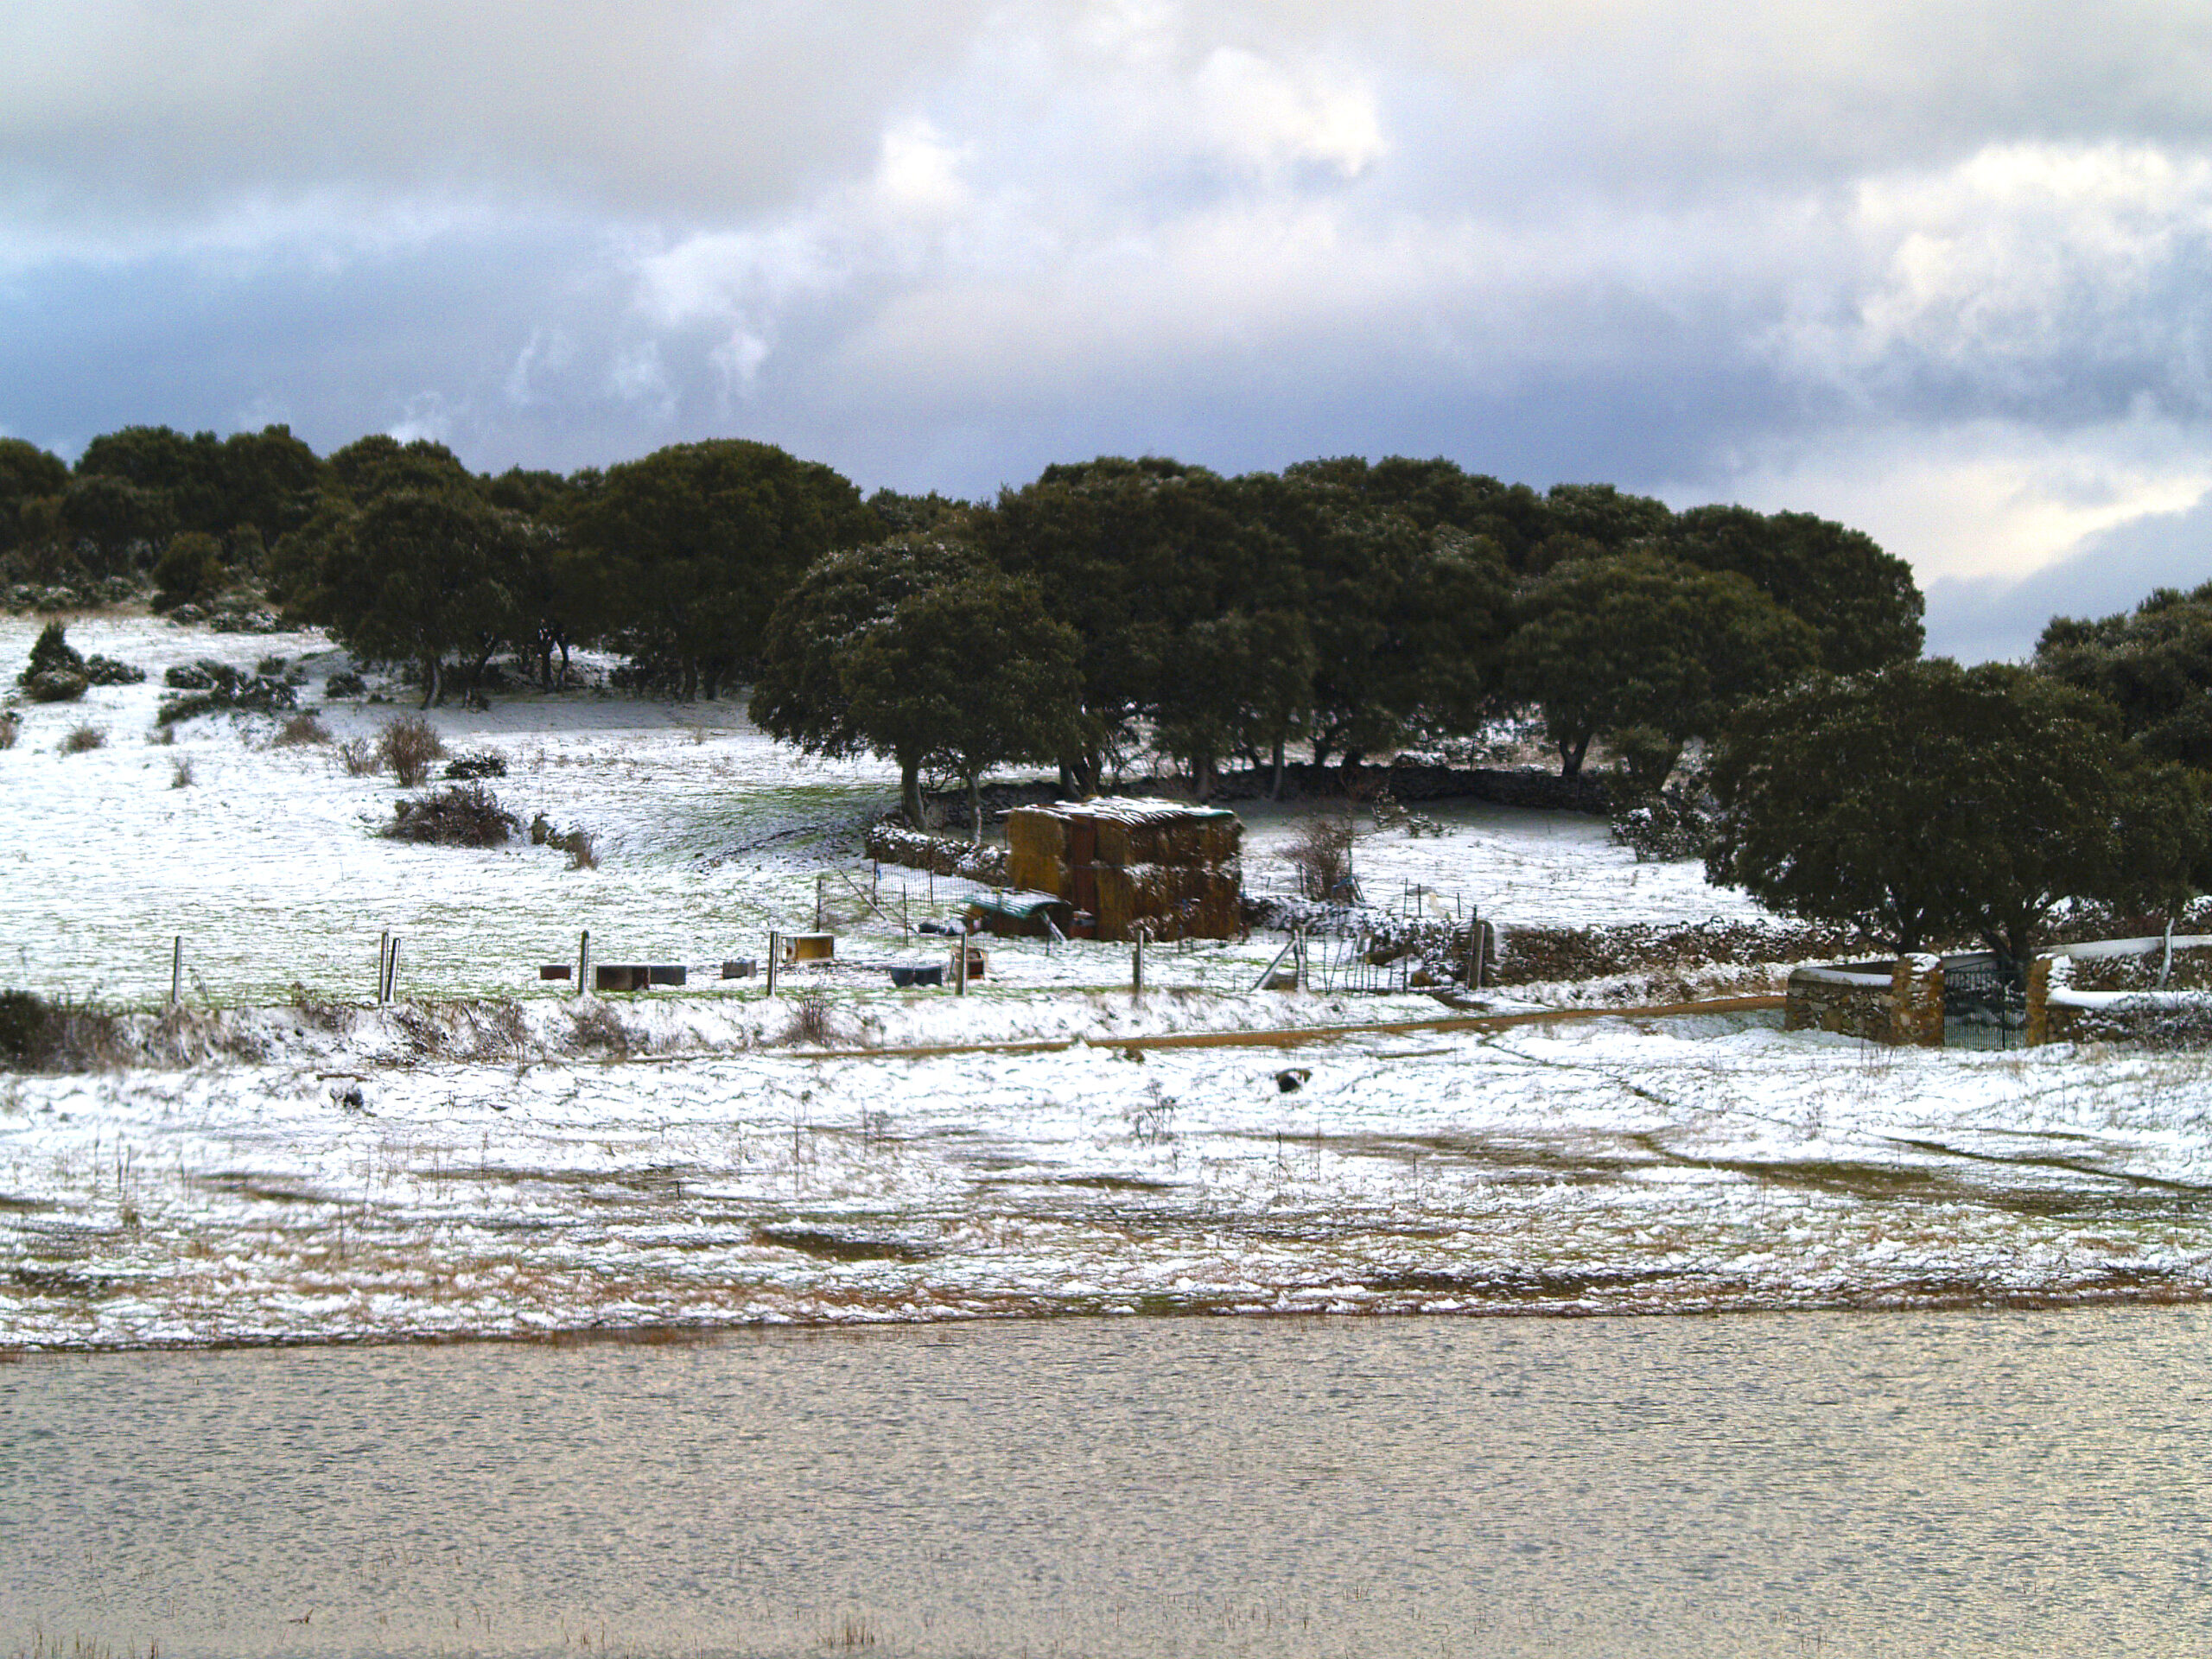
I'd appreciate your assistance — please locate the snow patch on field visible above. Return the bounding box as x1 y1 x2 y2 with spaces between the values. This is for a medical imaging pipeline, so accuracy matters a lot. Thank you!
5 616 2210 1348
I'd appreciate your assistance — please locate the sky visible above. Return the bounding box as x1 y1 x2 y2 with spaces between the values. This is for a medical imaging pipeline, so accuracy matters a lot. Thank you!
5 1 2212 659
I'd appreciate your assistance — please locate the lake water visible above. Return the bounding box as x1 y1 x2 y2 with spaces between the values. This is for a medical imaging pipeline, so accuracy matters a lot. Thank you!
5 1308 2209 1657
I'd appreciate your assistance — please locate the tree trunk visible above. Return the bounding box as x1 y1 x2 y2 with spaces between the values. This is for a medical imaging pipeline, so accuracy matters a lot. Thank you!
969 775 984 845
558 639 571 687
899 756 925 827
1270 737 1285 801
418 655 441 710
1560 733 1591 779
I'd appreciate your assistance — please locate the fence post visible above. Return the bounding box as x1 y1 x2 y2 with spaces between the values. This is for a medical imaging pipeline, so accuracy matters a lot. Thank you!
384 937 400 1004
1132 932 1145 997
169 936 182 1011
954 934 967 995
766 932 779 996
376 930 389 1006
576 929 590 998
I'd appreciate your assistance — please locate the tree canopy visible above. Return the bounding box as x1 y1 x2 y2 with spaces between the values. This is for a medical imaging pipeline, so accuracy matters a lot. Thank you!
1708 660 2210 969
1507 550 1819 782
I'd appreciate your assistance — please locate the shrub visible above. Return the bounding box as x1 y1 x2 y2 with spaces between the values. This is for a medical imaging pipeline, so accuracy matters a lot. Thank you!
61 724 105 753
442 750 507 779
336 736 379 776
780 988 840 1047
0 711 16 749
171 758 194 788
273 713 333 747
1610 773 1718 862
155 660 298 725
82 656 144 686
1283 811 1357 901
375 715 445 785
0 989 52 1066
147 724 175 747
0 988 127 1072
382 782 518 847
18 621 83 687
255 654 288 677
324 671 366 699
22 671 86 703
562 829 599 870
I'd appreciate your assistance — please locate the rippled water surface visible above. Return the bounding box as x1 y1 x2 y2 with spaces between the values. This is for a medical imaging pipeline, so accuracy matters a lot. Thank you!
6 1309 2210 1657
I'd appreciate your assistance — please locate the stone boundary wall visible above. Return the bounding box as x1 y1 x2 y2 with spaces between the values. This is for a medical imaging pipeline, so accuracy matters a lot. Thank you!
2027 936 2212 1046
1785 955 1945 1046
923 764 1611 821
862 823 1010 887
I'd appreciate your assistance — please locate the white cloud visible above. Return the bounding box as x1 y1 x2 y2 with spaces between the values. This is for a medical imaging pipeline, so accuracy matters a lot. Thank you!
1681 410 2212 585
1190 48 1385 179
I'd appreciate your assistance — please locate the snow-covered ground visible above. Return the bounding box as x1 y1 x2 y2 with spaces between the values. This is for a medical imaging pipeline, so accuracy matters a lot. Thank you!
3 613 2209 1349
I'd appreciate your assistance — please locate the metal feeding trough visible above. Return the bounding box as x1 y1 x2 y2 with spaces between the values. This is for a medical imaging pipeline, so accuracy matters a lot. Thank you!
889 964 945 989
783 932 836 963
594 964 687 992
720 958 757 980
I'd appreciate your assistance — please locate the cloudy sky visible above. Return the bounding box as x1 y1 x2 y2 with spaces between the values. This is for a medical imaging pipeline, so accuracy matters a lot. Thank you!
4 0 2212 657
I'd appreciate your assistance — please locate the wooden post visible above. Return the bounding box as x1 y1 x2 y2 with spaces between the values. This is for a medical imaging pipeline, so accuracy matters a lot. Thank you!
377 930 390 1007
873 861 880 903
902 885 910 944
576 929 589 998
384 937 400 1004
169 935 182 1010
766 931 779 996
815 874 825 931
1132 932 1145 996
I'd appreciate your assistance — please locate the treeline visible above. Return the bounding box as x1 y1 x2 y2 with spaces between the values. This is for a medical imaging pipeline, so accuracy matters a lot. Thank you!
0 427 1929 820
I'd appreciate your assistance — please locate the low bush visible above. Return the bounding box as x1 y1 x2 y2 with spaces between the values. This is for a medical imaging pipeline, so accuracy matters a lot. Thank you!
163 660 224 690
375 715 445 785
0 988 127 1071
1610 775 1719 862
82 655 144 686
273 712 333 747
0 711 16 749
61 724 105 753
22 670 86 703
155 661 298 725
442 750 507 780
336 736 379 776
780 988 841 1047
382 782 519 847
1283 811 1357 901
17 621 81 687
324 671 366 699
560 829 599 870
171 757 194 788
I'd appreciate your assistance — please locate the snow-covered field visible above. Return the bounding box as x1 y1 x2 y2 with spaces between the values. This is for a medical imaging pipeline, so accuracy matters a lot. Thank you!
3 613 2209 1349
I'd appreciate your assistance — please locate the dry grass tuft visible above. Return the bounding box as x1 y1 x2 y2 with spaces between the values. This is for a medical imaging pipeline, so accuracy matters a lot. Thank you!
273 712 334 747
336 735 378 776
0 711 17 750
171 757 194 788
60 723 105 753
375 715 445 785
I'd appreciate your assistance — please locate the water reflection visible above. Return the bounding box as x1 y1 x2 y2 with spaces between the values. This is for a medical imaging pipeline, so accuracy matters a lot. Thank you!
4 1308 2209 1656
